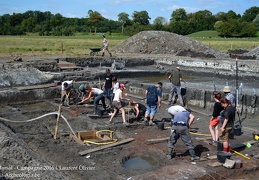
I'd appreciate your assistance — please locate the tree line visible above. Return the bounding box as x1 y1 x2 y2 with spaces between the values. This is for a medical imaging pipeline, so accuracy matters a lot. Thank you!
0 6 259 37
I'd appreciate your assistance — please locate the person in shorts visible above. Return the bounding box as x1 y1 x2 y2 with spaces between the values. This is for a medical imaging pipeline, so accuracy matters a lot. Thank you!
220 98 235 152
209 92 224 144
144 82 163 126
108 84 130 126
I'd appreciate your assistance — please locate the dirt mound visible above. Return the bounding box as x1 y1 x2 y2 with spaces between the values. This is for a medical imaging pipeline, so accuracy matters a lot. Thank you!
0 64 61 87
113 31 229 59
245 46 259 60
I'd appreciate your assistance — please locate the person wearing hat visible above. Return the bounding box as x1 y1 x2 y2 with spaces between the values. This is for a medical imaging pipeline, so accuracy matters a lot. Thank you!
167 108 200 161
223 86 235 106
168 66 185 106
102 35 112 57
103 69 114 107
108 83 130 126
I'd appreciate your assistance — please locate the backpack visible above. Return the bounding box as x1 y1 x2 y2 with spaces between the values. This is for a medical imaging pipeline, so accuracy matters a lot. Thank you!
146 85 158 104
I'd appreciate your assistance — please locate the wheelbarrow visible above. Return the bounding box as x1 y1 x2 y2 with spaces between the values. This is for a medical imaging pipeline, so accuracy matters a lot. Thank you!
89 47 104 56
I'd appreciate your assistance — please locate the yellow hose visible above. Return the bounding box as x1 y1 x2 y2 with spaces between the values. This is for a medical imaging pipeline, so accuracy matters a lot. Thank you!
190 132 212 137
83 130 118 145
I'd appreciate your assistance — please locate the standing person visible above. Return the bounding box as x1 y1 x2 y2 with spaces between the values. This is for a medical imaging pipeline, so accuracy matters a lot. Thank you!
167 109 200 161
61 80 74 106
144 82 163 126
209 92 224 144
112 76 119 101
108 84 130 126
168 67 185 106
103 69 114 107
223 86 235 106
102 35 112 57
220 98 236 152
80 86 106 114
129 100 146 120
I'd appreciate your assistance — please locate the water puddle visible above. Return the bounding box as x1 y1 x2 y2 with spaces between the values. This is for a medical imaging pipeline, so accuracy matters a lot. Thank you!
123 156 156 170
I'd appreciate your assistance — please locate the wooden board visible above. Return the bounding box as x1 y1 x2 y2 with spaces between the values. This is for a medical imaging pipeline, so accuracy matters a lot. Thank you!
207 162 223 167
146 137 169 144
79 138 135 156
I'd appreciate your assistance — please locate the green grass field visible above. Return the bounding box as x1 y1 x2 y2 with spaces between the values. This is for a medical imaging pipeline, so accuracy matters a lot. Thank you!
0 31 258 57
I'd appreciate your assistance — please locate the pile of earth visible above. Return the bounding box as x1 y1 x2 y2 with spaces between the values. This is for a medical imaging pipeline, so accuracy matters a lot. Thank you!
0 64 61 87
112 31 230 59
245 46 259 60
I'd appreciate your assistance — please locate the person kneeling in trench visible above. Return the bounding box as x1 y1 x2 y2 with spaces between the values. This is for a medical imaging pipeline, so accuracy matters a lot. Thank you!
167 109 200 161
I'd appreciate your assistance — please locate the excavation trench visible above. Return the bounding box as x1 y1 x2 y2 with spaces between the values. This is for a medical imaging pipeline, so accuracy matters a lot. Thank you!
0 56 259 179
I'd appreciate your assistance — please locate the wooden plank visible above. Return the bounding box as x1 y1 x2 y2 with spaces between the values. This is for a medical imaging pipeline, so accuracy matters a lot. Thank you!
79 138 135 156
207 155 217 160
146 137 169 144
207 162 223 167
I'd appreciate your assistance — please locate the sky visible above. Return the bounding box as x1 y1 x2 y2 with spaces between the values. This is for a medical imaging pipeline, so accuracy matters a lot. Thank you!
0 0 258 22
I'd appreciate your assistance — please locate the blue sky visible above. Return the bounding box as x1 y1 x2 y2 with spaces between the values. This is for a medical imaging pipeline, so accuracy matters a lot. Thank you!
0 0 258 22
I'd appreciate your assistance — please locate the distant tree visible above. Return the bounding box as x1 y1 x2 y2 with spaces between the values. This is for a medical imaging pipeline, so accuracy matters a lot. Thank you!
242 6 259 22
21 17 36 32
153 16 166 30
215 19 257 37
10 13 23 27
189 10 215 31
118 12 130 33
87 10 93 17
132 10 150 25
170 8 187 22
214 12 228 22
50 13 63 28
226 10 238 20
253 14 259 30
88 11 103 33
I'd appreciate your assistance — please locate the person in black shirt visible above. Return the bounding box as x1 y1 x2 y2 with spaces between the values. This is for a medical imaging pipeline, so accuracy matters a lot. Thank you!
103 69 114 107
209 92 224 144
129 100 146 120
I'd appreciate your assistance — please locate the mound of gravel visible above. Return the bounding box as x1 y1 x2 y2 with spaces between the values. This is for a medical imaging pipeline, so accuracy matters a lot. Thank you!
0 64 61 87
245 46 259 60
113 31 229 59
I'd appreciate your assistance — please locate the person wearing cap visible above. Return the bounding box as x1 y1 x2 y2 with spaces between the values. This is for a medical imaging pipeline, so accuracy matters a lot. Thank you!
80 86 106 114
61 80 74 106
102 35 112 57
168 67 185 106
223 86 235 106
108 83 130 126
144 82 163 126
103 69 114 108
167 109 199 161
129 100 146 120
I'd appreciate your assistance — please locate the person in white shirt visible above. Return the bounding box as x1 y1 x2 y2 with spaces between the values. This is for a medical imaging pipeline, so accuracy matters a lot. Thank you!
108 84 130 126
81 86 106 114
61 80 74 106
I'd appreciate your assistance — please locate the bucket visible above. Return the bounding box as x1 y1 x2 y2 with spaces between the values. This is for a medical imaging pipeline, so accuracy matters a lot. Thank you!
217 141 223 151
234 125 242 136
157 122 164 130
217 151 232 163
